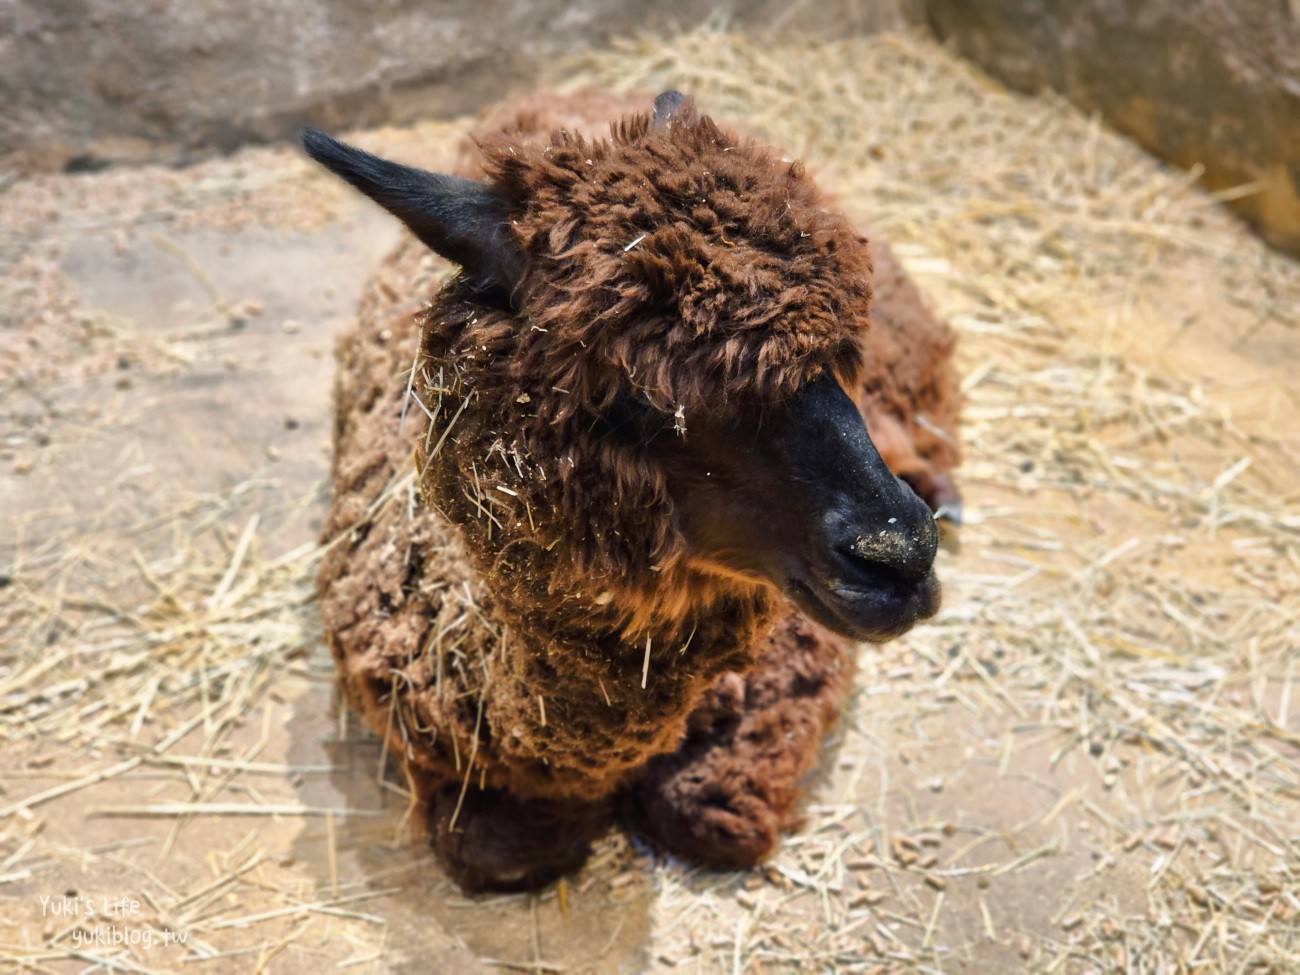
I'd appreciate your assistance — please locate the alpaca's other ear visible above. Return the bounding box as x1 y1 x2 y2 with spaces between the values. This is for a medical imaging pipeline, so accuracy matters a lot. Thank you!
302 129 523 303
651 91 687 130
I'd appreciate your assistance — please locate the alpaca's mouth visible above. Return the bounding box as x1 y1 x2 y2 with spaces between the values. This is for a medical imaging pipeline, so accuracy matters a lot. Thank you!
785 566 941 643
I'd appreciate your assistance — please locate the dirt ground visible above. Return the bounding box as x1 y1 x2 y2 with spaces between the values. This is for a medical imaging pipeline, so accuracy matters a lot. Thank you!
2 30 1298 975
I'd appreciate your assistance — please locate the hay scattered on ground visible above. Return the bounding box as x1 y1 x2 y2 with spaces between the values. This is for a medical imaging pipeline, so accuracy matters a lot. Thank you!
0 502 317 753
1 26 1297 975
560 29 1300 973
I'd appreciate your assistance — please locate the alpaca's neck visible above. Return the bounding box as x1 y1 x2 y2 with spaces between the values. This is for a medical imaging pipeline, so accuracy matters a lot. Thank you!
468 547 779 801
412 294 781 799
485 547 776 678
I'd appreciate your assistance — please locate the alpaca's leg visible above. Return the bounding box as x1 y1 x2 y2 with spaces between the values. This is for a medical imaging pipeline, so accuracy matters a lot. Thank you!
423 783 611 893
621 612 856 869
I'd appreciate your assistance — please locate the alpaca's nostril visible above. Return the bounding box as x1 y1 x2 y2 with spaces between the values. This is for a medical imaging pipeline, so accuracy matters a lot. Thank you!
840 525 935 589
835 547 904 592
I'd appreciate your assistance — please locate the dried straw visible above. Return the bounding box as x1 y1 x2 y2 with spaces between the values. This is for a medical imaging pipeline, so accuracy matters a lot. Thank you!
1 24 1297 975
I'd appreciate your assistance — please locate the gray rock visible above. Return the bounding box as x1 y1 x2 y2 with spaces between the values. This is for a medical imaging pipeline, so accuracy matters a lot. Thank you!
0 0 904 172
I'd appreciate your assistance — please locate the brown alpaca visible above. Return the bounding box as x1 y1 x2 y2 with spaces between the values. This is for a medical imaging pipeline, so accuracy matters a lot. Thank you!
309 91 960 891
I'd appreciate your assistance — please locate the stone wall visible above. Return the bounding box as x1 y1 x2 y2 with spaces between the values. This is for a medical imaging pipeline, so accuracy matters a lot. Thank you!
914 0 1300 255
10 1 1297 256
0 0 905 172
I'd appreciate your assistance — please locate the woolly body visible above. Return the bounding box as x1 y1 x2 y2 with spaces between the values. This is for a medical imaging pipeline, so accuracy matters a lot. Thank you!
315 91 960 888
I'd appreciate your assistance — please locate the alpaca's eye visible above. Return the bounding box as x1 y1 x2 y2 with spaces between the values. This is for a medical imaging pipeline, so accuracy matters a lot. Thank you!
606 389 669 445
610 387 656 415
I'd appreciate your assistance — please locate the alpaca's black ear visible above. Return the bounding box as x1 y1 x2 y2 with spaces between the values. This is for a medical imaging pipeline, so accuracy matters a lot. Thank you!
302 129 523 304
651 91 687 130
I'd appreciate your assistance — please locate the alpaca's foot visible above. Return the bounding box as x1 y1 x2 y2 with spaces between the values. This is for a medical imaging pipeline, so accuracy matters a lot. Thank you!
425 784 611 892
902 468 962 525
861 407 961 524
621 613 857 869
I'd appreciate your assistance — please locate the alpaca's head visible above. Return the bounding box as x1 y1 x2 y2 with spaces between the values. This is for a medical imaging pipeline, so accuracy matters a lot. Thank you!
305 93 939 643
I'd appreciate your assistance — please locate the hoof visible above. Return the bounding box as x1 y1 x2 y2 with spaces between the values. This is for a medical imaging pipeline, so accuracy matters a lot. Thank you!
426 785 611 893
900 469 962 525
929 472 963 526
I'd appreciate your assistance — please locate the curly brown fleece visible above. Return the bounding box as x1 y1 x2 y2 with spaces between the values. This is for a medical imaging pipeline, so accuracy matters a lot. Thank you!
316 91 960 889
